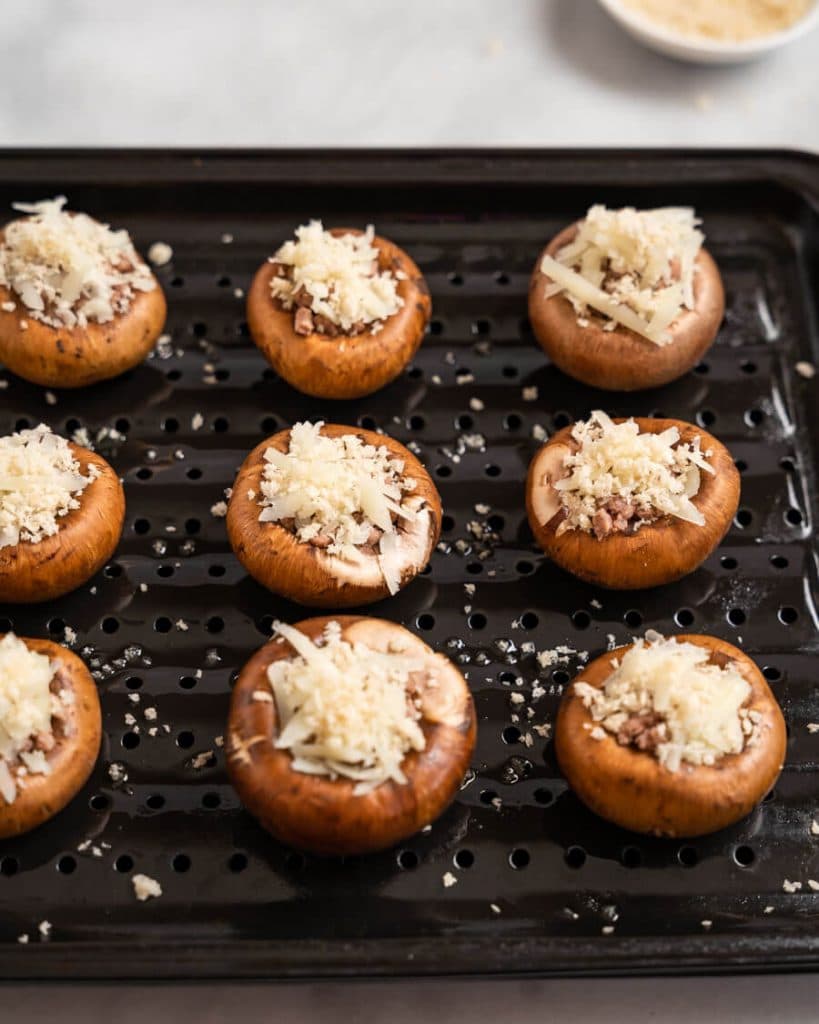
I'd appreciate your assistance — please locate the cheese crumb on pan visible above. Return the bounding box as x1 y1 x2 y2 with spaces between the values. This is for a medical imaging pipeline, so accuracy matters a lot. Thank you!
132 873 162 901
541 205 704 345
269 220 403 336
621 0 811 42
147 241 173 267
552 410 713 538
0 633 59 804
259 421 428 595
0 424 100 548
0 196 155 328
574 631 760 772
267 620 428 794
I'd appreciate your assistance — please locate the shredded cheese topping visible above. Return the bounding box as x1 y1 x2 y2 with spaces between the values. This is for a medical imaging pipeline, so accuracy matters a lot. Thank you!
0 634 60 804
621 0 811 41
0 196 155 328
267 620 428 794
575 631 760 772
258 421 422 594
553 410 713 537
0 425 100 549
541 205 704 345
269 220 403 334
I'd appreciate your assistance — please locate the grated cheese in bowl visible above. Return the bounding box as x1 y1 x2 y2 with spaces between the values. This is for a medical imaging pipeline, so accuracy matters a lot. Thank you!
620 0 812 41
258 421 427 594
269 220 403 336
0 424 100 549
552 410 713 538
575 631 759 772
0 197 156 329
540 205 705 345
267 620 428 794
0 633 63 804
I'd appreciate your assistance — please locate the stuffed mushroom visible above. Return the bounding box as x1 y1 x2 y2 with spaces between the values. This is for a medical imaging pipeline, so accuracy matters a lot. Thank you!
0 633 102 839
528 205 724 391
0 196 166 388
555 631 786 837
0 424 125 603
227 421 441 607
525 410 739 589
246 221 431 399
227 615 477 855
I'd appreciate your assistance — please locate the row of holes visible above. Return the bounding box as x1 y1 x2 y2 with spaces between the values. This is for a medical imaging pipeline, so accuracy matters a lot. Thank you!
6 604 797 643
0 851 248 877
414 606 801 633
122 730 199 751
0 841 760 879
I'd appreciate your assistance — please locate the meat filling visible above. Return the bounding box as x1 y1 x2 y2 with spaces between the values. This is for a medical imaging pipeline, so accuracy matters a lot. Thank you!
591 496 653 539
0 671 74 800
277 510 397 556
615 710 668 753
272 262 381 338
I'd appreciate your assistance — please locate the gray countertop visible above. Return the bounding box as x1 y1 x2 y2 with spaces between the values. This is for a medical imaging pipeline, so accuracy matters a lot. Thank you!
2 0 817 150
1 0 818 1018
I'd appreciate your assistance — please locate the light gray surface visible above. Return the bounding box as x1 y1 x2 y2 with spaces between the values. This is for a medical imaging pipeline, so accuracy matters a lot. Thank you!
8 975 819 1022
1 0 818 149
1 0 819 1019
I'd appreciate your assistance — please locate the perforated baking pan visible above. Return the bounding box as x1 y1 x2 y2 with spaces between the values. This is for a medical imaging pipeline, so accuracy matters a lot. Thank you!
0 149 817 980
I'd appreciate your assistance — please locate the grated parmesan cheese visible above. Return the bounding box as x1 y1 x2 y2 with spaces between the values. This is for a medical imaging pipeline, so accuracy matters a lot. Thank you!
575 631 759 772
0 634 57 804
552 410 713 537
267 620 428 794
269 220 403 334
0 197 155 328
258 422 429 595
541 205 704 345
0 424 100 548
621 0 811 41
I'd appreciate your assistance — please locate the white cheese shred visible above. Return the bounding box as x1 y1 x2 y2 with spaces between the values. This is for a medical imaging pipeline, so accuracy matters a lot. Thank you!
132 873 162 901
575 631 760 772
268 620 428 794
0 633 58 805
553 410 713 536
0 424 100 548
542 205 704 345
269 220 403 334
258 421 424 595
0 196 155 328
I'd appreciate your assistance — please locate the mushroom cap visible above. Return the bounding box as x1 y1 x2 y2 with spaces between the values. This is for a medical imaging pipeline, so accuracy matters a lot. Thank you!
246 228 431 399
528 223 725 391
555 634 786 838
227 615 477 855
0 637 102 839
525 417 740 590
226 424 441 607
0 225 166 388
0 443 125 603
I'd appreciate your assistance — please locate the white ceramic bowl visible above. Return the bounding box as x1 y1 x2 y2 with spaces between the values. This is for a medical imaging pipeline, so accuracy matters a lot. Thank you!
597 0 819 64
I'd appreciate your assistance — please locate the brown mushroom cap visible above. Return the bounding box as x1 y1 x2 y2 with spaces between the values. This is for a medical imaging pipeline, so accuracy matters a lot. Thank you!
525 417 740 590
226 424 441 607
0 224 166 389
0 637 102 839
0 443 125 603
246 228 431 399
528 223 725 391
555 634 786 837
227 615 477 855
